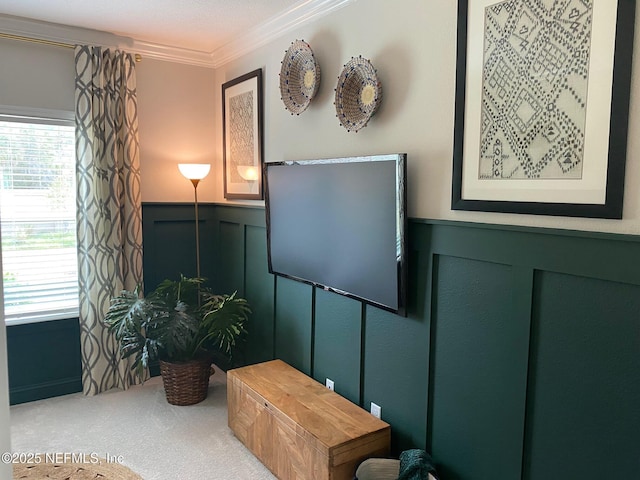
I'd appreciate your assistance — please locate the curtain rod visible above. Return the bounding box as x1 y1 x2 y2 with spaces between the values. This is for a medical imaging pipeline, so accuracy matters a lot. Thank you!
0 32 142 62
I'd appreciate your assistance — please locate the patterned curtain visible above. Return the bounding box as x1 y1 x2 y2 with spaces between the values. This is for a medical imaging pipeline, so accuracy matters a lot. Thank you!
74 46 144 395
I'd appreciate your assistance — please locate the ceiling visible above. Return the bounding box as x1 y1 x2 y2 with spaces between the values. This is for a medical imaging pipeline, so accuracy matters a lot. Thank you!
0 0 307 53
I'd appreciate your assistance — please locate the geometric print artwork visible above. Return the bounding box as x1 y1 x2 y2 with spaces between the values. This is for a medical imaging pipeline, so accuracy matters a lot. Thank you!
229 91 254 184
479 0 593 180
222 68 263 200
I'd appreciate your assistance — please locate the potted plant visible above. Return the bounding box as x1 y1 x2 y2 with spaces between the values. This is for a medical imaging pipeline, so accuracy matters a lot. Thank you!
103 275 250 405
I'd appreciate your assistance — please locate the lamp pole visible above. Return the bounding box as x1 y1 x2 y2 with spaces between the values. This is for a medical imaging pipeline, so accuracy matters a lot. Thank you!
191 178 202 279
178 163 211 280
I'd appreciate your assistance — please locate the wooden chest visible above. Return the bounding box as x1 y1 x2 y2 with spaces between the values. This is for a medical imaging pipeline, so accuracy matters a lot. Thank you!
227 360 390 480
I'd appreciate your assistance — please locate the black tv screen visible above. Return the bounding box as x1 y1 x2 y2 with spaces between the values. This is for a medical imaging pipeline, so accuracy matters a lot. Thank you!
264 154 407 315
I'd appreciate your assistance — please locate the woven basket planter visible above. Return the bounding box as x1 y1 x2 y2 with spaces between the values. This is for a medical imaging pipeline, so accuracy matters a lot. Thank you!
159 357 213 406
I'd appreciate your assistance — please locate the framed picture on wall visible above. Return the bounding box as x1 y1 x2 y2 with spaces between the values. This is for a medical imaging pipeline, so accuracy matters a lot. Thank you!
451 0 635 218
222 68 264 200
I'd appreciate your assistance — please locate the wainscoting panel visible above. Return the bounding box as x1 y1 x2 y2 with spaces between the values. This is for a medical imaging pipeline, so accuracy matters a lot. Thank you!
214 205 269 293
524 271 640 479
7 318 82 404
274 276 313 375
429 256 529 480
197 208 640 475
218 221 244 296
363 305 430 452
312 288 362 404
142 204 217 291
244 224 275 366
214 207 275 366
136 205 640 477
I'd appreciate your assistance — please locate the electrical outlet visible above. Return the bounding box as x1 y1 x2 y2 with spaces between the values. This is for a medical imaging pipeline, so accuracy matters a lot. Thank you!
370 402 382 419
325 378 334 391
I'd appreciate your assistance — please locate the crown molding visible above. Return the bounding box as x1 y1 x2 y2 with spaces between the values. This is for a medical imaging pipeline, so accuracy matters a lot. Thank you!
127 39 215 68
0 0 355 68
210 0 355 67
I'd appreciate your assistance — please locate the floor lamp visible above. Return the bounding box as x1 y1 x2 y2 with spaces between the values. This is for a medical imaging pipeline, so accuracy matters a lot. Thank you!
178 163 211 279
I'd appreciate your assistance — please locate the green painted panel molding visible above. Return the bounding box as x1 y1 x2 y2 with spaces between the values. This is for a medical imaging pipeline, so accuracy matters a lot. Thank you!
7 204 638 480
206 206 639 479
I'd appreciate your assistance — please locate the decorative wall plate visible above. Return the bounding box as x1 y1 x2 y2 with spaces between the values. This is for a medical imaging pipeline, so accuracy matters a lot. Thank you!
279 40 321 115
334 56 382 132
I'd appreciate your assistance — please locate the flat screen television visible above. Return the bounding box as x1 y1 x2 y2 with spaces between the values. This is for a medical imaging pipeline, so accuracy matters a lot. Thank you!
264 153 407 316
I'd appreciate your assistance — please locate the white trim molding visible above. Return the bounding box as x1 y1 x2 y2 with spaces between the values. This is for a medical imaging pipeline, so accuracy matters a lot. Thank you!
127 39 216 68
211 0 354 67
0 0 355 68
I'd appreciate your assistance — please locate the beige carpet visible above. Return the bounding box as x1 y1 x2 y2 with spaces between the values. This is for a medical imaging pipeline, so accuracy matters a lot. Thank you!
10 368 276 480
14 458 143 479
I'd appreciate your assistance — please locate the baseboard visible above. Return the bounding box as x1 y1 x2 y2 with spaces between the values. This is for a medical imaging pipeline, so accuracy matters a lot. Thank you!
9 377 82 405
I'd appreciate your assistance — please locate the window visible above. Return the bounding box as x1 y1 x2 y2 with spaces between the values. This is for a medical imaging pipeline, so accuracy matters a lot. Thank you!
0 111 78 325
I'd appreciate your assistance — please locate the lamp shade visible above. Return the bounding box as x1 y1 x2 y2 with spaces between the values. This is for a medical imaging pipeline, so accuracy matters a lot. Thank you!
178 163 211 180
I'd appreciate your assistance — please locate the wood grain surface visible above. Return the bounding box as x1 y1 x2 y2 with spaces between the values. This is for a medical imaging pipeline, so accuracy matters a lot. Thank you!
228 359 390 480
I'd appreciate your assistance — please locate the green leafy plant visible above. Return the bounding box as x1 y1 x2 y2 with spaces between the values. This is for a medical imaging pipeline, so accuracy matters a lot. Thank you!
104 275 250 379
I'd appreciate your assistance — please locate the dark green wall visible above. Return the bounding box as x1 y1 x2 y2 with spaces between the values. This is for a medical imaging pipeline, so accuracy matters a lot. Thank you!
8 203 640 480
7 318 82 405
142 203 218 292
199 205 638 479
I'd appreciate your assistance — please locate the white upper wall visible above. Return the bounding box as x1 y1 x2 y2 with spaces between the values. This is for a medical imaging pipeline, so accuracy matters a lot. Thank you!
0 0 639 234
214 0 457 216
214 0 640 234
137 59 216 203
0 40 217 203
0 40 75 111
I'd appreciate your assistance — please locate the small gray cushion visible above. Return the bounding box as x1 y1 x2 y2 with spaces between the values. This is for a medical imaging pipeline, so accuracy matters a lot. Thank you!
398 449 438 480
355 458 400 480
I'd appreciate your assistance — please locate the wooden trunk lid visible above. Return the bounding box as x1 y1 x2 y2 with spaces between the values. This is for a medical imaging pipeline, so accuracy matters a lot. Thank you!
228 359 390 462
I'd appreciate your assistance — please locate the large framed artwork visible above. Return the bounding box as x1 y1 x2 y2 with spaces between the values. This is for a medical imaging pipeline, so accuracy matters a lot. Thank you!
222 68 264 200
452 0 635 218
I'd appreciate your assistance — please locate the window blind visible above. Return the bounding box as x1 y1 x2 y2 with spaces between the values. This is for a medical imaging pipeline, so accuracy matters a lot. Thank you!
0 117 79 324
